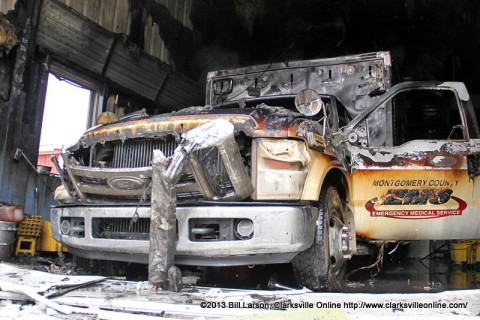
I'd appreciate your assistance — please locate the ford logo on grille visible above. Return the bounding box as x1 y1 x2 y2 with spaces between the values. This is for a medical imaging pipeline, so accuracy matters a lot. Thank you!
108 177 145 190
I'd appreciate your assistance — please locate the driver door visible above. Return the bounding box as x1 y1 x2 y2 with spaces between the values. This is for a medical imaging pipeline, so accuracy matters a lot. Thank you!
347 83 480 240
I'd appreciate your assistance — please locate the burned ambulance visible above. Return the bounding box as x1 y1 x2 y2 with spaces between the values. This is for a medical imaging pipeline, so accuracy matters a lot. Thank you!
51 52 480 291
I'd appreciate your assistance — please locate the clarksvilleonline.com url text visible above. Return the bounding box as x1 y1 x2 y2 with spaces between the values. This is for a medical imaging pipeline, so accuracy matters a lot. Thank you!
200 300 468 310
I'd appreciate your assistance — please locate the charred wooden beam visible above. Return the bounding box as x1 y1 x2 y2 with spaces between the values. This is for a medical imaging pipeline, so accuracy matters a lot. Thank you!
0 0 53 211
0 12 17 101
35 0 203 111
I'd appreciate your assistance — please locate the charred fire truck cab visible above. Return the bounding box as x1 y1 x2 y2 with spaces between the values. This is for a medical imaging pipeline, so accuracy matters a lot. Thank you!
51 52 480 290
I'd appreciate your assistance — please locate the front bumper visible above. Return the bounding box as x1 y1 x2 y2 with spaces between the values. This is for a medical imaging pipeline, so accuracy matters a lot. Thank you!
51 205 316 266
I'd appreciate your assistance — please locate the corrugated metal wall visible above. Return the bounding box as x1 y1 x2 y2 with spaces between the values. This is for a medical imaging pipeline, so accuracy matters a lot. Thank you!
1 0 194 64
59 0 193 65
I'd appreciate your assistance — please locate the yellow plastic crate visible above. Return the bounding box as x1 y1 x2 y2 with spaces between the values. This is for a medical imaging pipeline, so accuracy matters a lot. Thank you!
15 236 37 256
17 215 43 237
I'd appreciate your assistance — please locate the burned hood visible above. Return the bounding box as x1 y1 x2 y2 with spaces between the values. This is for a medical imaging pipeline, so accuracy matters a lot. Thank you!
69 105 321 151
206 52 392 116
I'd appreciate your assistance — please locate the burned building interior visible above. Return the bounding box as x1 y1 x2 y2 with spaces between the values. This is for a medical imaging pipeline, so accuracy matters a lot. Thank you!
1 0 480 294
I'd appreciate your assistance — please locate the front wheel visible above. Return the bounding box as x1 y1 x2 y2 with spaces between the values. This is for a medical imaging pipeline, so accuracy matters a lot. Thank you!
293 185 348 291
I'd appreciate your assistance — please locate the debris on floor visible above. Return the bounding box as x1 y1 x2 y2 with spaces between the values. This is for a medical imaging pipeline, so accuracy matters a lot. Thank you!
1 262 480 319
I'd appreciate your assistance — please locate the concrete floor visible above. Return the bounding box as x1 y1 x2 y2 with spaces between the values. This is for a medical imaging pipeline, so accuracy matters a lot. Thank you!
0 261 479 320
1 241 480 319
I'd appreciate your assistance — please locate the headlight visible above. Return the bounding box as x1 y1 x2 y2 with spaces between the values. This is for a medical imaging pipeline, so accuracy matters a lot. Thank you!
235 219 254 240
59 217 85 237
60 219 71 235
252 139 310 200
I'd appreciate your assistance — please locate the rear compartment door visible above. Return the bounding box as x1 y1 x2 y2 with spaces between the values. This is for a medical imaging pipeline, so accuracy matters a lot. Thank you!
346 83 480 240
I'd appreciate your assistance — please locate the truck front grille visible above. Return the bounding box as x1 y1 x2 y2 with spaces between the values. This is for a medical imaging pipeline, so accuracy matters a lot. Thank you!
112 138 178 168
68 136 244 203
93 217 150 240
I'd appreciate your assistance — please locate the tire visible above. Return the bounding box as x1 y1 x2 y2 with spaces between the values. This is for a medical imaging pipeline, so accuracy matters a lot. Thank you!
293 185 347 291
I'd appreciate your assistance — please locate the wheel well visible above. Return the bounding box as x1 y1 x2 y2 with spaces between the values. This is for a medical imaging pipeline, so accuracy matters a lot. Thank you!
322 168 357 255
322 168 348 202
